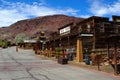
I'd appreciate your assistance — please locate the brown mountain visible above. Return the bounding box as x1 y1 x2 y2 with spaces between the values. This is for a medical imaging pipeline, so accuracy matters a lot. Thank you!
0 14 84 41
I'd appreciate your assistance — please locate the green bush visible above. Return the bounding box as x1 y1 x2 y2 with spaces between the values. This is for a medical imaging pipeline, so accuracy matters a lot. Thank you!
0 40 8 48
55 47 62 57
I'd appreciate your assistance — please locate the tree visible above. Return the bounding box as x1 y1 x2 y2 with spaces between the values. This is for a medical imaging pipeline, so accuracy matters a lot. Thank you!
14 33 29 45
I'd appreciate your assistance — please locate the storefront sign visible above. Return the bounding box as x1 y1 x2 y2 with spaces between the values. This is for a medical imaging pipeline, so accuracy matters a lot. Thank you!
60 26 70 35
24 40 36 43
80 34 93 37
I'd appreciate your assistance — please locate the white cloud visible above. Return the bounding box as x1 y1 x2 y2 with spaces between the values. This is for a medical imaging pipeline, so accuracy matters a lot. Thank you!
90 0 120 16
0 0 79 27
79 15 91 18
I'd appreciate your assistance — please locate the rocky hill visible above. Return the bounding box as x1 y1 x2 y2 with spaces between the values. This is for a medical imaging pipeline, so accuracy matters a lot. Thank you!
0 14 84 41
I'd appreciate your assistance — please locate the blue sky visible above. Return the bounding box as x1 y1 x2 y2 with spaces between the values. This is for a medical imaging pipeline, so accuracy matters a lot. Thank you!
0 0 120 27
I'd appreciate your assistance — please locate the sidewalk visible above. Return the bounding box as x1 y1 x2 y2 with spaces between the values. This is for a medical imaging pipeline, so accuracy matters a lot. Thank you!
69 61 114 73
36 55 120 76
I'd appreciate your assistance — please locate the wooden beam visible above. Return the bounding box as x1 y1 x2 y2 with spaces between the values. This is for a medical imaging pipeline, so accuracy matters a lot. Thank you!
92 18 96 49
114 43 118 75
76 39 83 62
107 41 110 58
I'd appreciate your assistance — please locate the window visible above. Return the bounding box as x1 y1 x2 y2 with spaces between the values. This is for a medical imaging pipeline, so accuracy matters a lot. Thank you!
114 25 118 33
100 23 105 32
87 24 91 32
114 25 120 33
79 26 82 32
118 25 120 33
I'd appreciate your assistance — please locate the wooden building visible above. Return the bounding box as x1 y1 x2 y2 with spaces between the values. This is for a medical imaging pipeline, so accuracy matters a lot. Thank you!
45 22 79 50
45 15 120 61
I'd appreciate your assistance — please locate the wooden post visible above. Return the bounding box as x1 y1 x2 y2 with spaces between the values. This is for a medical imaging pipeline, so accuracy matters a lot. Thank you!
76 39 83 62
114 43 118 75
67 36 70 47
49 48 52 57
16 46 18 52
54 40 55 49
93 19 96 49
96 54 101 71
107 41 110 58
